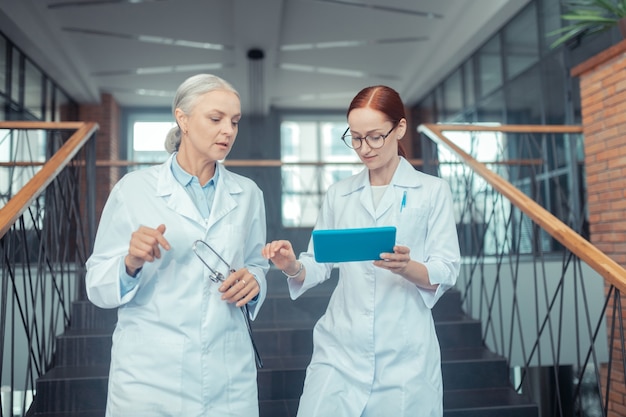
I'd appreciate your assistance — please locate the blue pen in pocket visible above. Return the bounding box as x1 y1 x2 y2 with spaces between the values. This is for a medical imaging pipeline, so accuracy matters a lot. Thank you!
400 191 407 212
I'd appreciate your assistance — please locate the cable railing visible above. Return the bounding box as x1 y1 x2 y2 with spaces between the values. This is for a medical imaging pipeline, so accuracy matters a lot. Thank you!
0 121 98 417
419 123 626 417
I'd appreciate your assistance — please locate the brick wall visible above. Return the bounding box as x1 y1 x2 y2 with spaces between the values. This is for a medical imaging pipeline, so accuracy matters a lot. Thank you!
572 39 626 417
78 93 121 222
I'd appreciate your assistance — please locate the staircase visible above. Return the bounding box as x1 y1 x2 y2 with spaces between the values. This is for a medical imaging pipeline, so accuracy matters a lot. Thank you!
31 269 538 417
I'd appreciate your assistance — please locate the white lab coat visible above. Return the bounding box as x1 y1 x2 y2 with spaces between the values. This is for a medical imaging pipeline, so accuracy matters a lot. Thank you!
85 154 269 417
290 157 460 417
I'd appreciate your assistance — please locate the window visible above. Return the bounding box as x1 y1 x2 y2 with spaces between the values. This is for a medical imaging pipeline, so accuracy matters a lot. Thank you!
0 36 6 96
280 116 361 227
503 3 539 81
0 128 46 206
477 36 503 98
132 121 175 163
442 68 463 121
126 112 174 167
437 126 507 256
24 59 43 119
11 48 21 104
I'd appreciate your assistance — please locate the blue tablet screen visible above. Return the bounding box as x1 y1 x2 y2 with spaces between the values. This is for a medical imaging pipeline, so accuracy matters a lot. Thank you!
312 226 397 263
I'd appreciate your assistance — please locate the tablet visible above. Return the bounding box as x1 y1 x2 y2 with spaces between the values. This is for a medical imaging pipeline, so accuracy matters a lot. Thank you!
312 226 397 263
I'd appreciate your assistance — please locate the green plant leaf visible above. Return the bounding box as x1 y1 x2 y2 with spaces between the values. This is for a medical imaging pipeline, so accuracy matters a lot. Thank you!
548 0 626 48
550 27 588 48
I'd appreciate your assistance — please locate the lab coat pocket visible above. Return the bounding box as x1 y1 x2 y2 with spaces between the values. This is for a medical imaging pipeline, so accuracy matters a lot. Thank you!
109 330 185 413
396 207 428 247
223 224 245 267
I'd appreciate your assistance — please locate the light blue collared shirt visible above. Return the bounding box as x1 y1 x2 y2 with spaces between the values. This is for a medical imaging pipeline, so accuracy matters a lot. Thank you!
170 153 218 219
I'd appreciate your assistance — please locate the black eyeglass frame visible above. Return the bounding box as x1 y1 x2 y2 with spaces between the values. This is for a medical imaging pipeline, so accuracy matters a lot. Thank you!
341 123 398 150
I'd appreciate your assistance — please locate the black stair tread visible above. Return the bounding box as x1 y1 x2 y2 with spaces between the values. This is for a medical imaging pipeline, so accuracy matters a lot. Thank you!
58 328 113 337
435 314 481 324
444 387 536 409
258 355 312 371
33 412 105 417
441 347 504 362
252 319 319 330
61 313 476 333
40 351 505 373
259 399 299 417
253 312 477 329
37 365 109 381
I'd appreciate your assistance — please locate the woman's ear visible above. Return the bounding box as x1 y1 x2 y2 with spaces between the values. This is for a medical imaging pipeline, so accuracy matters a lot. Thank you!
397 118 408 139
174 108 187 133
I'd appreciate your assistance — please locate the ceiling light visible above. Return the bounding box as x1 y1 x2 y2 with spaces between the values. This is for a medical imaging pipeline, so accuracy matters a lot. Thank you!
280 63 363 78
281 37 426 51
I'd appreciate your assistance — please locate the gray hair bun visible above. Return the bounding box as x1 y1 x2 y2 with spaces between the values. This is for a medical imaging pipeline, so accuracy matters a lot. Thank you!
164 126 181 154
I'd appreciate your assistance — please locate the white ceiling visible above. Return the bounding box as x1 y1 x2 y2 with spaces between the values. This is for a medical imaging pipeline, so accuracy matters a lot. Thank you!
0 0 530 115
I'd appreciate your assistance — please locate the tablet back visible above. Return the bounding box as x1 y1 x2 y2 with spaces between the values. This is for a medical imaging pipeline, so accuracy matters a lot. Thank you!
312 226 396 263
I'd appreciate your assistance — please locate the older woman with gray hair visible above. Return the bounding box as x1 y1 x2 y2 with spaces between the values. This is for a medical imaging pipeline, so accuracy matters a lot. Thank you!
86 74 268 417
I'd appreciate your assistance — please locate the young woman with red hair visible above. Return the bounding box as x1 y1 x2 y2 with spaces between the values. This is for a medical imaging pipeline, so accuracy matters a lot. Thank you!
263 85 460 417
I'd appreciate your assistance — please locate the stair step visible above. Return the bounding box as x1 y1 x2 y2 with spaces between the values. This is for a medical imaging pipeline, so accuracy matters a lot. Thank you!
34 366 109 413
258 361 307 402
34 412 105 417
254 327 314 358
259 399 299 417
441 348 510 390
254 295 330 326
36 268 535 416
70 274 462 330
53 317 484 368
55 329 112 367
35 349 514 404
255 287 463 324
33 363 308 406
31 387 537 417
257 388 538 417
436 317 483 349
70 300 117 330
443 387 538 417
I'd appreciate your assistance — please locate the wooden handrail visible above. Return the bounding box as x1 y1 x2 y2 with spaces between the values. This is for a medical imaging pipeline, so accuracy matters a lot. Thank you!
419 123 626 294
0 121 99 238
0 121 89 130
0 158 544 168
425 124 583 133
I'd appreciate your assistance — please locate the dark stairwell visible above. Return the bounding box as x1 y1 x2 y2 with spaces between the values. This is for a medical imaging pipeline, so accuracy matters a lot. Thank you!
31 267 538 417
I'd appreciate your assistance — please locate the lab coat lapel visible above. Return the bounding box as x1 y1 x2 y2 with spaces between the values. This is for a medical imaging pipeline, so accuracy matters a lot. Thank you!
375 158 419 218
156 156 206 225
349 170 378 220
352 167 394 220
355 157 416 221
375 186 394 219
358 186 376 220
206 164 239 229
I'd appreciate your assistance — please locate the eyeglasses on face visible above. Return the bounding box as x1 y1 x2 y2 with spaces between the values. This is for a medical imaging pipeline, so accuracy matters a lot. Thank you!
341 123 397 150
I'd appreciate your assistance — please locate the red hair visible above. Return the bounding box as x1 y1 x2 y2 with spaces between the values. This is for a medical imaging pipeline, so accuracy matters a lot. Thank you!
347 85 407 158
